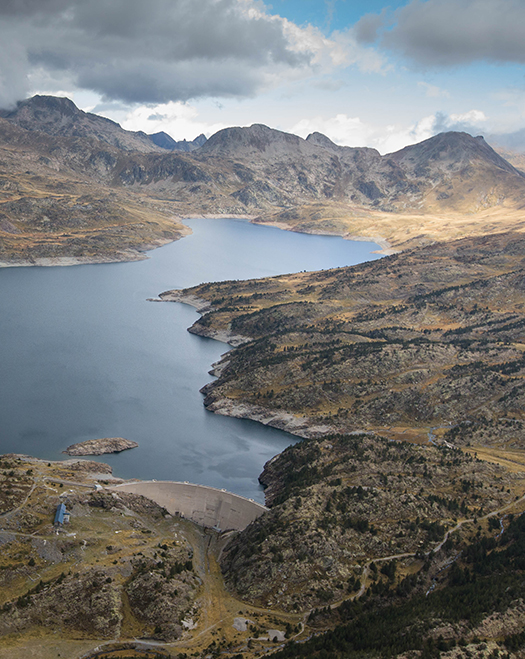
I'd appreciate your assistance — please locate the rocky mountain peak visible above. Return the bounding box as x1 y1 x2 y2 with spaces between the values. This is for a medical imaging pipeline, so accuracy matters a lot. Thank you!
199 123 308 158
12 94 79 118
389 130 523 177
305 131 339 149
2 94 112 130
0 94 164 153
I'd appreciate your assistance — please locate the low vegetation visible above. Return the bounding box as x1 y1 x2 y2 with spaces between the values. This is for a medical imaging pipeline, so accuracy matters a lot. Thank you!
0 456 198 645
221 433 523 612
272 510 525 659
164 232 525 449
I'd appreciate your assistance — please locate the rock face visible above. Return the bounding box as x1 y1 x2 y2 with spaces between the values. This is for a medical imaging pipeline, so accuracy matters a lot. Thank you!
0 95 166 153
63 437 138 456
1 95 206 155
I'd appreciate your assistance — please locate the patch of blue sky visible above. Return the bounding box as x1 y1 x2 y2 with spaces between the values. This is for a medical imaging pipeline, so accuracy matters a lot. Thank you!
272 0 408 33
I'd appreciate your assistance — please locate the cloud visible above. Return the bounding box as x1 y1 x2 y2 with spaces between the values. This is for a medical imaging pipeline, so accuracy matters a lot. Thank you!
289 108 488 154
0 0 305 107
292 113 373 148
120 101 229 141
417 81 450 98
354 11 388 44
0 0 385 109
355 0 525 67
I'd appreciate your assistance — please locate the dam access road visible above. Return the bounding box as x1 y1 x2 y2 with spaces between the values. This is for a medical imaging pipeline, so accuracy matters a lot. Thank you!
111 480 268 531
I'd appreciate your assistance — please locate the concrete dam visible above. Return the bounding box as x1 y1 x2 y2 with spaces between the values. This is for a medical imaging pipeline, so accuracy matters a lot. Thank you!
112 481 268 531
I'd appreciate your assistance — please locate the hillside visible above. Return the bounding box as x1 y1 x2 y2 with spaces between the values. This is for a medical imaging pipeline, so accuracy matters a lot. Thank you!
271 504 525 659
221 431 524 612
2 446 525 659
3 96 525 262
161 231 525 450
0 114 190 264
0 95 166 154
0 455 308 659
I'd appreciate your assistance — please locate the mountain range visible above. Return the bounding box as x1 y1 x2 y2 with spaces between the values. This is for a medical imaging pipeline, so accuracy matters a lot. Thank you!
0 95 206 153
1 94 525 263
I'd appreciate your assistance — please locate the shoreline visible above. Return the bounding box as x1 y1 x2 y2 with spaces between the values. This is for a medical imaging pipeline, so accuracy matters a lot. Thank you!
0 225 192 269
251 219 396 255
160 290 343 439
0 251 148 268
0 216 394 267
200 393 335 439
182 213 258 221
3 218 393 480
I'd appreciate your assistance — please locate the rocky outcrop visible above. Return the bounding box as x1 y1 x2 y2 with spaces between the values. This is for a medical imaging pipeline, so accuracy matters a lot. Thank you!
63 437 138 456
1 95 164 153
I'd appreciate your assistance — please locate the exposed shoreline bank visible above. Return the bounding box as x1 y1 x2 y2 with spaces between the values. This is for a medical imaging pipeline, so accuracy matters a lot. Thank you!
159 289 341 440
0 226 192 268
0 251 148 268
0 216 393 267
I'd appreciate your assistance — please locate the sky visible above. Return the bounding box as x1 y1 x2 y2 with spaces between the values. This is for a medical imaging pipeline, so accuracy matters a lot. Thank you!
2 0 525 153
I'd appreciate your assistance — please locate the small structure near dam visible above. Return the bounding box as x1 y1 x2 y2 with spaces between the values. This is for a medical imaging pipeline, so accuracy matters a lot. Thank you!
111 480 267 532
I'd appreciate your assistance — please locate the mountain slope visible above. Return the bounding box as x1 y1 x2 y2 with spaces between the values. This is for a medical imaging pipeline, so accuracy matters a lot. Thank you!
3 96 525 261
162 231 525 447
196 124 525 221
0 115 189 264
1 95 165 153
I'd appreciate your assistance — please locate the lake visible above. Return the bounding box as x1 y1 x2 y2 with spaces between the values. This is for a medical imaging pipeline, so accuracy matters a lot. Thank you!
0 218 382 501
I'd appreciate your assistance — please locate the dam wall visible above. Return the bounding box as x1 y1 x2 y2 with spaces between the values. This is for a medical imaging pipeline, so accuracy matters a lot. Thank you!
111 481 267 531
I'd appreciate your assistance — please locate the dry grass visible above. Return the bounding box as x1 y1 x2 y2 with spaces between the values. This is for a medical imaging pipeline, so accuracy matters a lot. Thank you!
256 203 525 251
0 455 307 659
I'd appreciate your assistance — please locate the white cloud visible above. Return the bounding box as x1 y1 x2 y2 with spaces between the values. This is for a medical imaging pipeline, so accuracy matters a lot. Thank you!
290 112 441 153
291 114 373 147
417 81 450 98
289 109 488 154
0 0 390 110
121 101 230 141
449 109 486 124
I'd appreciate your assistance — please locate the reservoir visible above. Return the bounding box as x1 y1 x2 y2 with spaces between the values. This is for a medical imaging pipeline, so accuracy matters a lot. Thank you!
0 219 381 502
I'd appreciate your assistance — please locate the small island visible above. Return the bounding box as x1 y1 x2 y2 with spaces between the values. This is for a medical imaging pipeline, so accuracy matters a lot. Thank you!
63 437 138 456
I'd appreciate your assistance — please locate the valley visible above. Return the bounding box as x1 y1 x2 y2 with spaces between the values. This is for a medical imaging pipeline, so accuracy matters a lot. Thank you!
2 95 525 659
2 97 525 264
1 442 524 659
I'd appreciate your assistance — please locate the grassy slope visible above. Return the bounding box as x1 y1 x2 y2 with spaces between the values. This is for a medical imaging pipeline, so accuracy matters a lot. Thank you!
163 232 525 449
220 432 525 612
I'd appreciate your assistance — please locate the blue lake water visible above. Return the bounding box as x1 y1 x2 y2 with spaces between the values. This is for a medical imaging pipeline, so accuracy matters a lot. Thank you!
0 219 382 501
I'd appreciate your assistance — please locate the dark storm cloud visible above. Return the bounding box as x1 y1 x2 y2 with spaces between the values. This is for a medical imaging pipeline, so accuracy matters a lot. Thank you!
355 0 525 66
0 0 312 107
